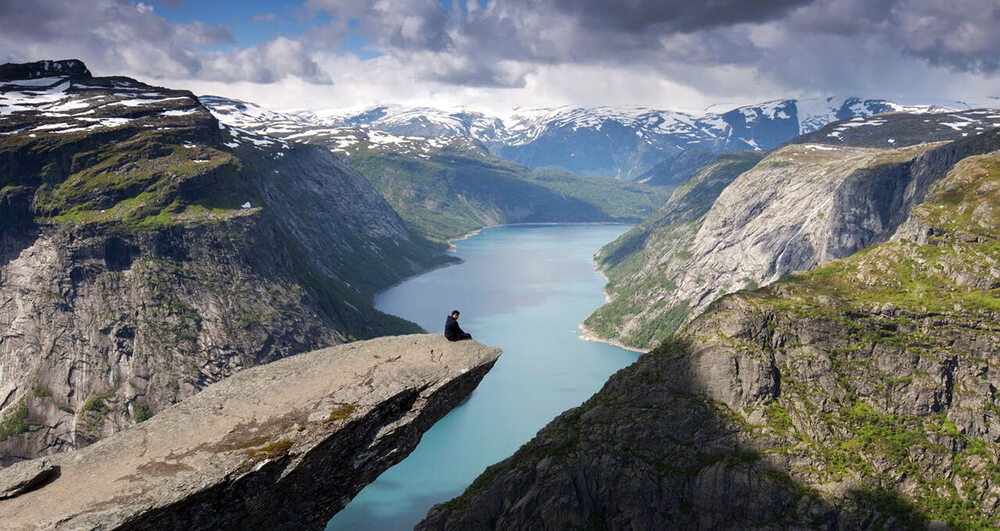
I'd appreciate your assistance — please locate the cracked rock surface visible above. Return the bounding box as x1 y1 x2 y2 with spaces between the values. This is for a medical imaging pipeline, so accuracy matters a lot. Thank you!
0 334 500 530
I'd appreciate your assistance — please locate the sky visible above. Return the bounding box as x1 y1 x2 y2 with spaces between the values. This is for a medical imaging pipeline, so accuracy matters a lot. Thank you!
0 0 998 114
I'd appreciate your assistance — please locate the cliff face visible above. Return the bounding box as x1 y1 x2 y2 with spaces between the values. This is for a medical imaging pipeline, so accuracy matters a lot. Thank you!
0 61 451 463
585 151 763 346
0 334 502 530
588 117 1000 350
420 148 1000 529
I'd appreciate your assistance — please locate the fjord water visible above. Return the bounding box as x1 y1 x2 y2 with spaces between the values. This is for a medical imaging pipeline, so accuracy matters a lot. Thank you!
327 224 639 530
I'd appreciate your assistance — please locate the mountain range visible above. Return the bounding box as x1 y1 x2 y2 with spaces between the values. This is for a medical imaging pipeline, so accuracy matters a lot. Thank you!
202 95 671 242
289 98 957 180
5 57 1000 529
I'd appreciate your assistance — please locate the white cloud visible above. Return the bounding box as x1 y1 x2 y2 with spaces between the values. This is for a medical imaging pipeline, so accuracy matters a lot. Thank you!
0 0 324 85
1 0 998 113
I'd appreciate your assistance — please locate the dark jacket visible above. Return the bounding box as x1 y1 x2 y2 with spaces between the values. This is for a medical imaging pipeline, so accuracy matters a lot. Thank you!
444 315 465 340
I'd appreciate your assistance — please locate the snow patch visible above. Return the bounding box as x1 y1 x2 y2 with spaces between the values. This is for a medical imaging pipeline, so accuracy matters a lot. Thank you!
940 121 974 131
803 144 838 151
163 109 197 117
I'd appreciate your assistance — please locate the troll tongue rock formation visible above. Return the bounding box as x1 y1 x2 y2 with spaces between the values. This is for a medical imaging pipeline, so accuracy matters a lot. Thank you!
0 334 501 530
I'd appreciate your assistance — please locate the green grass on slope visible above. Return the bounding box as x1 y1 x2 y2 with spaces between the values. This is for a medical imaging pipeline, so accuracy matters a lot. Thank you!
345 149 670 243
768 150 1000 316
687 150 1000 528
23 131 260 230
584 152 764 348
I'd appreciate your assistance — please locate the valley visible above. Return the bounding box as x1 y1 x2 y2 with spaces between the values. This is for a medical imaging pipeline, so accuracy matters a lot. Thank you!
422 141 1000 529
1 52 999 531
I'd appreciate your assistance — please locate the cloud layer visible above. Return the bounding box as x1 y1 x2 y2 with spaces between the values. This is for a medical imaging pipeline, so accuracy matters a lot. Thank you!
1 0 997 111
0 0 329 84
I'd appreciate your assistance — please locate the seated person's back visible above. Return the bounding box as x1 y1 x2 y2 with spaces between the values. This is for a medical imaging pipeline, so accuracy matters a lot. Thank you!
444 310 472 341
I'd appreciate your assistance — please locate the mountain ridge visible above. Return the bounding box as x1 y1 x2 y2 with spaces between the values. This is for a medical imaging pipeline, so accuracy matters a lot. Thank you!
587 110 1000 349
291 97 960 179
203 95 968 180
201 95 671 243
0 60 451 463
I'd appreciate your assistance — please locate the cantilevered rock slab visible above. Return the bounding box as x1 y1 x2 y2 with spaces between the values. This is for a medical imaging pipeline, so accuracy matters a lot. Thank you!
0 334 501 530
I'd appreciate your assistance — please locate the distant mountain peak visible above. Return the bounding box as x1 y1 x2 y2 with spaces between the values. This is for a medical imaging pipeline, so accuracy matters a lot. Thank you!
0 59 91 82
204 94 976 180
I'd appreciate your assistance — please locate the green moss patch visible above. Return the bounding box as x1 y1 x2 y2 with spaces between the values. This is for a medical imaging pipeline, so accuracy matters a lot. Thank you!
329 403 356 421
245 438 294 460
0 398 29 443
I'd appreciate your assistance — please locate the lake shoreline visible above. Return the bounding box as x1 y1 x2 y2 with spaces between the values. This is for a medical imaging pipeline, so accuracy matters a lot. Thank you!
576 323 649 354
449 222 646 354
373 223 634 331
446 221 633 252
335 223 641 530
576 254 650 354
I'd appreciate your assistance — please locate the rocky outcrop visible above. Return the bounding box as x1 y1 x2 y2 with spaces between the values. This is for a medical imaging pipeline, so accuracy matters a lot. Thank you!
0 334 501 530
420 149 1000 529
0 61 452 463
0 59 90 80
588 119 1000 350
0 459 53 500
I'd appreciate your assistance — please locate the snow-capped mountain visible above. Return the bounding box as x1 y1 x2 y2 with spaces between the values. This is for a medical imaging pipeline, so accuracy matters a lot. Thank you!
300 97 962 179
0 60 210 137
792 108 1000 148
294 105 506 141
201 95 974 180
202 96 486 159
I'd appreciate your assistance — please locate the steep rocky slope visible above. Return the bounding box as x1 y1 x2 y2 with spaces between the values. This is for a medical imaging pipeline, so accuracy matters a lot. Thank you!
203 96 669 243
634 147 718 187
585 151 764 347
421 146 1000 530
0 60 450 463
0 335 502 530
589 115 1000 350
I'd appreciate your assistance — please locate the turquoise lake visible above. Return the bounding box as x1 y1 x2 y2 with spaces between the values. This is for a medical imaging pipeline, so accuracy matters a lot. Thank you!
327 224 639 530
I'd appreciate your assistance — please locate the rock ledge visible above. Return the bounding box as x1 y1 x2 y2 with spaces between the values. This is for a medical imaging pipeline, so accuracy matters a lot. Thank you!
0 334 501 530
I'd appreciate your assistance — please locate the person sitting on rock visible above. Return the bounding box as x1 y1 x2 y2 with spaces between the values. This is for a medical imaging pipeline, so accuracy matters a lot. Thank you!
444 310 472 341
